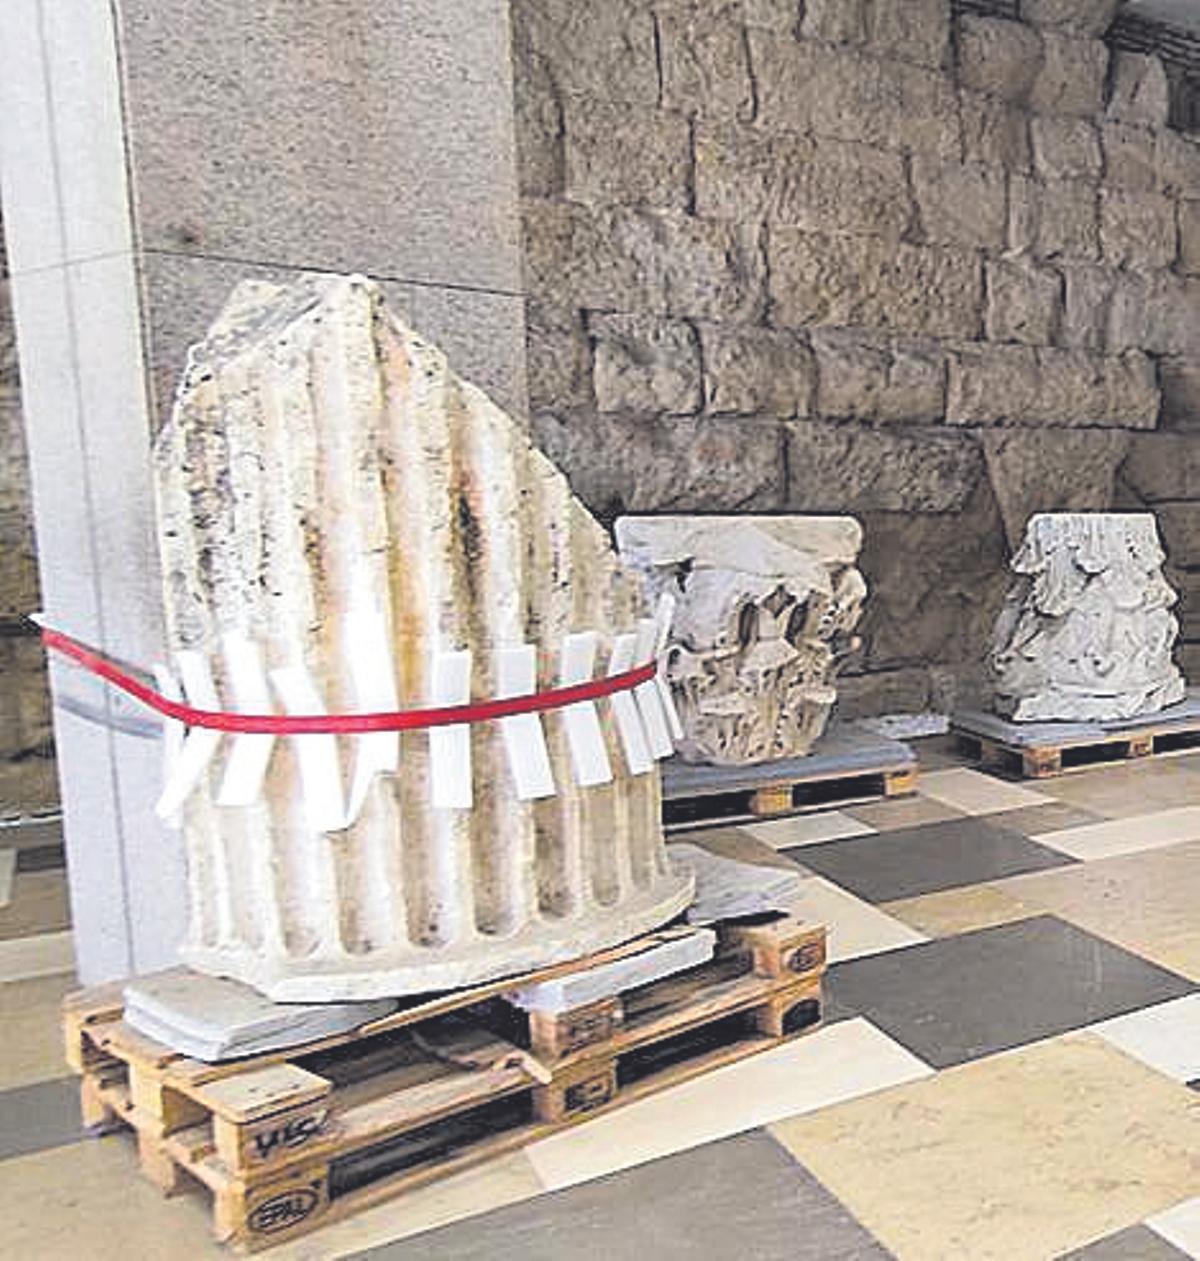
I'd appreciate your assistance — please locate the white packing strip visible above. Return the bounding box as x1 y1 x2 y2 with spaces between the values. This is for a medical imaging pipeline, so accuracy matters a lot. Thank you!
152 664 186 829
344 603 402 824
560 630 613 787
607 631 653 776
155 650 224 821
429 650 474 809
216 631 277 808
653 592 685 741
495 644 556 801
633 617 675 760
270 663 348 833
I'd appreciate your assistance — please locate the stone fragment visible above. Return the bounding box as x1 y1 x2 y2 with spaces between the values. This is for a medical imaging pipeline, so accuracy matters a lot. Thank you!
1181 202 1200 276
960 92 1032 171
676 845 805 923
563 97 690 211
1100 190 1177 269
985 258 1062 345
1029 34 1108 116
991 513 1185 722
589 313 701 416
868 0 950 69
1060 264 1116 351
912 157 1007 250
617 516 866 764
1008 175 1099 261
700 325 813 417
750 31 960 159
784 422 983 513
810 329 946 422
982 430 1130 549
1031 117 1102 181
957 16 1043 103
658 3 755 120
156 274 694 999
1100 122 1159 191
1021 0 1119 36
1106 51 1170 127
769 228 982 339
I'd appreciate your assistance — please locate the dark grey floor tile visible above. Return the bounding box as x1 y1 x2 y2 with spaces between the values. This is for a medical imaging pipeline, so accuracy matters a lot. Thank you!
827 916 1196 1069
785 818 1074 904
0 817 63 852
15 844 66 873
0 1077 84 1161
346 1131 893 1261
987 802 1104 836
1058 1224 1192 1259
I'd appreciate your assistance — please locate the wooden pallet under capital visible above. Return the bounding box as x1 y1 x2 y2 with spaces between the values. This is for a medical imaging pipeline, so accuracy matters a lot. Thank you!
63 910 826 1253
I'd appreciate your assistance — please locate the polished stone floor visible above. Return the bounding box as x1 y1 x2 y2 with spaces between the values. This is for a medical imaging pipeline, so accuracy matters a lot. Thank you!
4 740 1200 1258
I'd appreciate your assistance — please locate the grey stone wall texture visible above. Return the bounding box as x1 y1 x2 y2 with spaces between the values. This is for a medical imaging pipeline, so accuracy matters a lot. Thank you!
0 213 54 815
511 0 1200 715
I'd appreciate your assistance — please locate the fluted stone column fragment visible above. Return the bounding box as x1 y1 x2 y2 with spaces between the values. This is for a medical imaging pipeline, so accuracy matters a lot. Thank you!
154 275 692 1001
991 512 1186 722
615 517 867 765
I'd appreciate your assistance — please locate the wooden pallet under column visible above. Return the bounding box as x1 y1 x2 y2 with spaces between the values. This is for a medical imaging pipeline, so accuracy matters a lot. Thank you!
63 911 826 1254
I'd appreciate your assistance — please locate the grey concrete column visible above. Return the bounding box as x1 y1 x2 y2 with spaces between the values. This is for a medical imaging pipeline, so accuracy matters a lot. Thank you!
0 0 528 982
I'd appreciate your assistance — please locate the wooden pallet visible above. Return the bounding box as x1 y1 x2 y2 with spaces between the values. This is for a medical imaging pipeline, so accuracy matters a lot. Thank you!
953 695 1200 778
661 725 917 831
63 913 826 1253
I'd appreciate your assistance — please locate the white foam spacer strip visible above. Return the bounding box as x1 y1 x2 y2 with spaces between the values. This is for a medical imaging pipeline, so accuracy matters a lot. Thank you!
344 604 402 824
430 650 474 810
216 632 277 808
152 665 186 829
560 631 613 787
495 645 556 800
607 632 653 776
634 618 675 760
653 593 685 741
156 651 224 821
270 664 348 833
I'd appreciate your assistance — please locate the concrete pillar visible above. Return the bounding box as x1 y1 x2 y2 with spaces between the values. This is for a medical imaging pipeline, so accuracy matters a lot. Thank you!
0 0 529 982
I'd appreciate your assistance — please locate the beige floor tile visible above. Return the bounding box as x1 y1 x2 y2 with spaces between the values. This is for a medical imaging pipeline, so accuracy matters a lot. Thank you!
1147 1196 1200 1257
0 869 71 940
1035 806 1200 862
917 768 1053 816
880 884 1036 939
770 1035 1200 1261
0 1134 224 1259
673 827 805 873
1040 762 1200 819
742 810 876 850
270 1151 544 1260
525 1017 932 1193
847 794 966 831
998 841 1200 981
0 971 78 1089
784 876 928 963
0 930 75 982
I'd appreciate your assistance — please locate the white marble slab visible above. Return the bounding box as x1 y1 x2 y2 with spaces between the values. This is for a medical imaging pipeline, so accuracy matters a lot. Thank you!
784 876 928 964
0 931 75 982
743 811 877 850
918 768 1053 816
1147 1197 1200 1258
1035 806 1200 862
1088 994 1200 1084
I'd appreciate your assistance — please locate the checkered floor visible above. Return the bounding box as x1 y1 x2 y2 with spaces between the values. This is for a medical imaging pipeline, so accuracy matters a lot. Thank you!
4 741 1200 1258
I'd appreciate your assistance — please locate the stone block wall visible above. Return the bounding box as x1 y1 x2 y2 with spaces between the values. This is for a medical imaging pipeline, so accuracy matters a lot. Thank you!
0 213 55 814
512 0 1200 715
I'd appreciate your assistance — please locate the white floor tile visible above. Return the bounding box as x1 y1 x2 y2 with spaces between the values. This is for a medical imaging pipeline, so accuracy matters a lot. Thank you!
524 1017 934 1192
918 767 1053 816
1036 806 1200 862
0 931 75 982
743 810 877 850
1148 1197 1200 1257
1088 994 1200 1084
0 848 15 908
786 876 928 964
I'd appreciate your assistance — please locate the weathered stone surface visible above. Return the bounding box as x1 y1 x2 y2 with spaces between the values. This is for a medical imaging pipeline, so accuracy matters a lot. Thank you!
616 516 866 763
1061 263 1116 351
1122 432 1200 504
785 421 983 513
525 300 592 414
868 0 950 69
1181 202 1200 277
1157 503 1200 569
1100 122 1159 191
836 667 932 720
947 345 1158 428
523 200 764 323
1107 271 1200 358
769 228 982 339
956 15 1042 103
913 157 1007 250
811 328 946 422
1029 34 1108 116
985 258 1062 345
563 97 691 211
1031 117 1102 181
658 4 755 120
1155 130 1200 197
798 0 866 43
514 0 659 105
1100 189 1177 269
512 45 562 199
1160 358 1200 430
750 32 960 159
960 92 1032 171
982 429 1130 548
1106 51 1170 127
695 124 912 239
534 411 786 519
589 313 702 415
700 325 813 417
992 513 1184 721
1009 175 1100 261
741 0 802 31
1021 0 1119 36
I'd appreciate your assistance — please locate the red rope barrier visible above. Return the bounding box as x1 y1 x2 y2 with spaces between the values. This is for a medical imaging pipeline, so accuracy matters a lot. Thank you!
40 626 656 736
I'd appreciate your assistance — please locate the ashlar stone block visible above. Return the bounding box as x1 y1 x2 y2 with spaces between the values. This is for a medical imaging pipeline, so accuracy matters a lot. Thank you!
956 15 1043 104
1029 33 1108 116
699 325 814 418
811 329 946 423
658 3 755 120
1100 189 1178 269
1178 201 1200 276
563 97 691 211
985 258 1062 345
960 92 1032 171
589 313 702 416
1021 0 1120 36
1009 175 1100 261
1100 121 1159 192
1031 117 1102 182
1106 51 1170 127
912 157 1007 250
